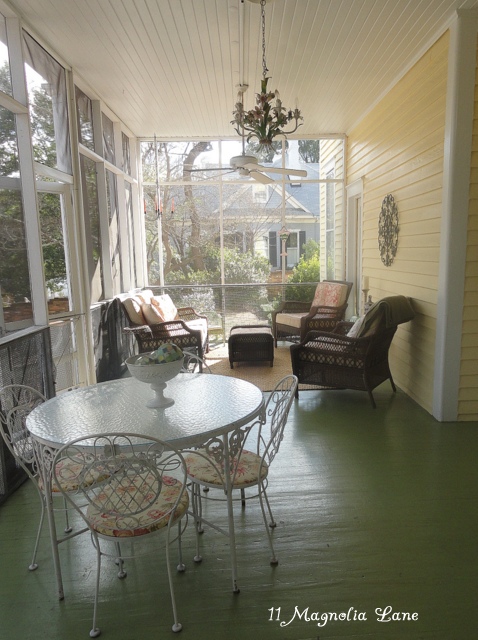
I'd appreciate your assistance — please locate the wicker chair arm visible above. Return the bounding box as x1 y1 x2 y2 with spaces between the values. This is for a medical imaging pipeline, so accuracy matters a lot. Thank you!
176 307 208 322
272 300 311 318
308 302 348 320
148 319 198 337
297 330 373 356
122 325 153 337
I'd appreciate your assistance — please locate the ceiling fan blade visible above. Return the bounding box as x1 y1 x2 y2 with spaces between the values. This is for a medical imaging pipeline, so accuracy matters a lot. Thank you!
242 162 307 177
256 165 308 177
186 167 231 172
249 170 274 184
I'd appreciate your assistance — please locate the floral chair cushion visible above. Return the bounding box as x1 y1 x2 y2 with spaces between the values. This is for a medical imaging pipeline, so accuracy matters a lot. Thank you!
312 282 349 308
86 474 188 537
185 449 268 489
42 458 110 494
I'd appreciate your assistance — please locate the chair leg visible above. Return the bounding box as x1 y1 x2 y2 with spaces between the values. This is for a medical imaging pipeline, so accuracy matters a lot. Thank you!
29 495 45 571
115 542 126 579
90 543 102 638
44 484 65 600
165 523 183 633
177 521 186 572
191 482 203 563
63 496 72 533
258 484 278 566
262 488 277 529
192 482 204 534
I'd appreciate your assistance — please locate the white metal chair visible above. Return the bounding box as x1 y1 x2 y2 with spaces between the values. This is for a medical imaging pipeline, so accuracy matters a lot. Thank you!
0 384 87 576
185 374 298 569
52 432 189 637
180 352 211 374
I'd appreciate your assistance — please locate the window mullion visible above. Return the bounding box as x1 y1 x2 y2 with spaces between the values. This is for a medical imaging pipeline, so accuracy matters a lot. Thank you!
91 100 114 299
6 16 48 326
114 121 131 291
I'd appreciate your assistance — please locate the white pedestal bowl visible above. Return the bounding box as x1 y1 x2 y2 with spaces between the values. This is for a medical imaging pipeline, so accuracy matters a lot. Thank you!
126 354 184 408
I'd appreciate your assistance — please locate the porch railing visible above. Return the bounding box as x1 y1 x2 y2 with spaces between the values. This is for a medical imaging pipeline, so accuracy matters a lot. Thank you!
95 281 317 382
154 281 318 342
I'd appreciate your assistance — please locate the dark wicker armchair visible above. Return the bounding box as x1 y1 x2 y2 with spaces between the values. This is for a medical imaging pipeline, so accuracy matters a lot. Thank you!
272 280 353 346
290 295 415 408
118 290 209 362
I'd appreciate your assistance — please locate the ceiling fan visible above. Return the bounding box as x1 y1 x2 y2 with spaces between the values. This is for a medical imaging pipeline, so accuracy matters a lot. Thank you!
228 149 307 184
186 129 307 185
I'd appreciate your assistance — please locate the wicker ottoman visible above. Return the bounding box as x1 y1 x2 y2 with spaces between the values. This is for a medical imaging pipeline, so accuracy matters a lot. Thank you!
228 325 274 369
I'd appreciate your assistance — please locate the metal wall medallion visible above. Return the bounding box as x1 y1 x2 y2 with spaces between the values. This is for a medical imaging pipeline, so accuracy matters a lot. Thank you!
378 194 399 266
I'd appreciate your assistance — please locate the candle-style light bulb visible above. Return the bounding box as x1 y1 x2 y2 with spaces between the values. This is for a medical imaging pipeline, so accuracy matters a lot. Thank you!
275 90 281 110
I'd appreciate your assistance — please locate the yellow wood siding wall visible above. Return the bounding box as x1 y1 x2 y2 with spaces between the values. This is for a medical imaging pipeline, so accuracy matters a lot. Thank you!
459 40 478 420
346 33 449 413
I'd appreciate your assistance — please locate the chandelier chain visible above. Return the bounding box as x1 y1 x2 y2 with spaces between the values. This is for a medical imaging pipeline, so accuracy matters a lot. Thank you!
230 0 303 149
261 0 268 78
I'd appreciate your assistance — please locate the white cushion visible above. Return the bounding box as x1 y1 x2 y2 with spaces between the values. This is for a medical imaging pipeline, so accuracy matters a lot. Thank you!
347 313 383 338
347 316 364 337
141 302 164 325
185 318 208 342
122 296 145 325
121 290 155 325
151 294 178 321
137 289 154 304
275 312 308 329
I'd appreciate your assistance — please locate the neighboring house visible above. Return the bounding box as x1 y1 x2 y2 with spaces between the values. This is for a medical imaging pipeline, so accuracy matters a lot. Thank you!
220 140 344 272
221 175 320 269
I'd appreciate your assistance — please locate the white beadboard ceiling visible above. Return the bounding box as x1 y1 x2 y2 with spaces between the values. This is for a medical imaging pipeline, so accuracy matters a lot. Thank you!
7 0 478 138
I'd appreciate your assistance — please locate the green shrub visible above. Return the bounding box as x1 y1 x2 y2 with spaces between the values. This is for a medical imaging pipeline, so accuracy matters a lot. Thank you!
285 241 321 301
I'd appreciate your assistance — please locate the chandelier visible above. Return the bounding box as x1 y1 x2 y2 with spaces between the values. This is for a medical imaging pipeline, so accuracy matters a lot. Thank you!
232 0 303 149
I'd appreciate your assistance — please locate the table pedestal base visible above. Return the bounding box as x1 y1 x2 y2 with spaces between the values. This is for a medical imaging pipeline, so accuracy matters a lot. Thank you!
147 381 175 408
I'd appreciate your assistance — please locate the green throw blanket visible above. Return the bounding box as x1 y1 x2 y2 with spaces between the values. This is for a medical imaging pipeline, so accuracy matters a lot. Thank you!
351 295 415 337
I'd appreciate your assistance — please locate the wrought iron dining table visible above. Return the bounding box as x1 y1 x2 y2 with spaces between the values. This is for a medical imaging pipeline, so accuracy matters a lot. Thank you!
26 373 265 599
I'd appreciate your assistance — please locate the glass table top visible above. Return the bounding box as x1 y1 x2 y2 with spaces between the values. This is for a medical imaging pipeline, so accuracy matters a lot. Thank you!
27 374 264 449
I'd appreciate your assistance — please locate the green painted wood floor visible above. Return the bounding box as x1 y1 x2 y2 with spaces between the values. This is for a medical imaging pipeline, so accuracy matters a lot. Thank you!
1 385 478 640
